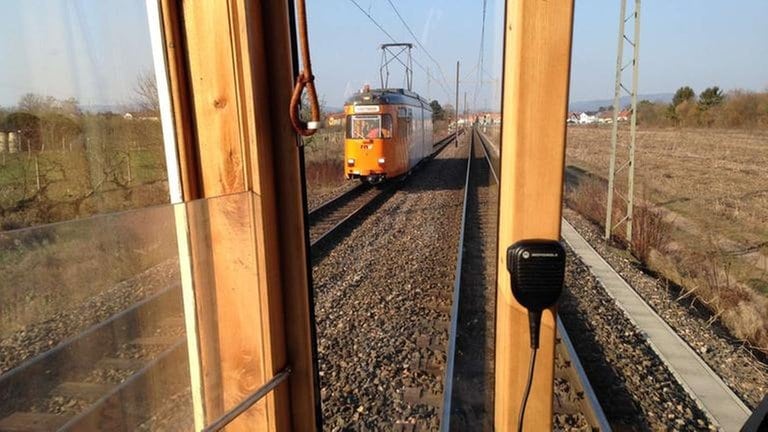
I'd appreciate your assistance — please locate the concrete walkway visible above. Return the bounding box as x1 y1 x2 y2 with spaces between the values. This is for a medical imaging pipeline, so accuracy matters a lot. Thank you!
561 219 752 431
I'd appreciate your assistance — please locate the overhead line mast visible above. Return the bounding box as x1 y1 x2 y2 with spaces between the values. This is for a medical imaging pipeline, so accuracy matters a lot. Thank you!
605 0 641 245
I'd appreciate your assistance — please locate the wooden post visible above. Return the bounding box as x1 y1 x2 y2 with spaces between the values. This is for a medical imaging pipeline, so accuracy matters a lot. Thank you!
126 154 132 184
495 0 574 431
35 156 40 191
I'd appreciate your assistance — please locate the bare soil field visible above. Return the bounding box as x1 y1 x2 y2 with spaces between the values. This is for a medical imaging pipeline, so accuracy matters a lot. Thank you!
565 125 768 351
567 126 768 285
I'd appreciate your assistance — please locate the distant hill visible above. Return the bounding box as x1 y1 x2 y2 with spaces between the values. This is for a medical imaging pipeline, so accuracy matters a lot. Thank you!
569 93 673 112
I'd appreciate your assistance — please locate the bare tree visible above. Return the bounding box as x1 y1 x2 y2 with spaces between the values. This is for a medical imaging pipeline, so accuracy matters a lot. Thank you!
133 70 160 115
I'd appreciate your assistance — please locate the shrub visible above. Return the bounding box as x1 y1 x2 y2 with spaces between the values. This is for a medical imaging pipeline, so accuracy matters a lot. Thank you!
566 178 670 262
631 202 671 263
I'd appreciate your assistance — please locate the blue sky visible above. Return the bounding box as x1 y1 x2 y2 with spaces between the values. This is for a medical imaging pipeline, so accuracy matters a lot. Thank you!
0 0 154 109
0 1 766 110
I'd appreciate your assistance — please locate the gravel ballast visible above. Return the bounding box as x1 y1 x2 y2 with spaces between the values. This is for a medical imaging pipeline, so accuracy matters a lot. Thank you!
312 138 468 430
564 208 768 409
0 260 179 374
560 244 716 430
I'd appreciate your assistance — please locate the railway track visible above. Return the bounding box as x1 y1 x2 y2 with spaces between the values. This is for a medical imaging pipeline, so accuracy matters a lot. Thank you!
312 131 468 429
0 285 189 431
439 128 609 430
308 132 461 250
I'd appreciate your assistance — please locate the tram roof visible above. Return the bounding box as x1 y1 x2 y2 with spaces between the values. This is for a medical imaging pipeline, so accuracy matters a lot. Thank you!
345 88 431 109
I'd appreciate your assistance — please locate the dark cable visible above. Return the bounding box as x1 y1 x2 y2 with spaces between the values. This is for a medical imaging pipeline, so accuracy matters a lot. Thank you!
473 0 487 110
384 0 452 91
518 309 542 431
518 344 538 432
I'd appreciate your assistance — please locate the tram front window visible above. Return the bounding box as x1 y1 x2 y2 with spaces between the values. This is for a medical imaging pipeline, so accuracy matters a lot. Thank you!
347 114 391 138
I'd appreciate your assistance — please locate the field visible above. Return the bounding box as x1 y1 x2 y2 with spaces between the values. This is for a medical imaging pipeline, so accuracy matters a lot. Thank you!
0 115 169 230
565 125 768 350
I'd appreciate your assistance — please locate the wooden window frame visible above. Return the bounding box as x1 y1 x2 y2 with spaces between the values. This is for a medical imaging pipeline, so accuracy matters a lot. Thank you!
153 0 575 429
156 0 319 430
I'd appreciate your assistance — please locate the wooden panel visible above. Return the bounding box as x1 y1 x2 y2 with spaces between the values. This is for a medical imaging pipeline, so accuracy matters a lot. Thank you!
495 0 575 431
243 1 319 429
182 0 246 196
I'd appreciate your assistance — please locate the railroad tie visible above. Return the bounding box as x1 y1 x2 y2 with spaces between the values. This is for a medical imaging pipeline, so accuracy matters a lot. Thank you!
130 336 180 347
96 357 145 371
403 387 441 407
393 420 426 432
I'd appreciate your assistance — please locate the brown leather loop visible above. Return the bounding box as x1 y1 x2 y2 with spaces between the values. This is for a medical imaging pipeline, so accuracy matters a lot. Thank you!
288 0 320 138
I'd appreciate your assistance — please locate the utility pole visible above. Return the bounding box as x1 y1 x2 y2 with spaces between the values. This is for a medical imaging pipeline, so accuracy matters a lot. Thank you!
605 0 641 245
455 61 460 147
464 91 468 121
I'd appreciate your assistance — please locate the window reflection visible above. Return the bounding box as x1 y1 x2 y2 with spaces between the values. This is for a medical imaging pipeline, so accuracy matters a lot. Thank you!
0 1 171 232
0 192 273 431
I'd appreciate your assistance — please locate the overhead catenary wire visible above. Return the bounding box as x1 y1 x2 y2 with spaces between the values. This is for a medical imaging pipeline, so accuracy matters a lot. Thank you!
347 0 453 99
385 0 452 95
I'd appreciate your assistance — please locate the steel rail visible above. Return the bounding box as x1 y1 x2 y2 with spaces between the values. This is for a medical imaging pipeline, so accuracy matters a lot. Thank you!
309 186 392 248
0 285 180 409
58 338 188 431
439 127 472 431
308 183 369 217
0 284 186 430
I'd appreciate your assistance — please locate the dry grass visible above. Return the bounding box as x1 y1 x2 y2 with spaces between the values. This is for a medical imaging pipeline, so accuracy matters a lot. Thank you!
566 125 768 352
303 129 348 200
564 177 671 263
0 205 177 337
567 126 768 246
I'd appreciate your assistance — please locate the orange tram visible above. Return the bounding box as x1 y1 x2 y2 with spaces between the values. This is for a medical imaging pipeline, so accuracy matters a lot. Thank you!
344 87 433 183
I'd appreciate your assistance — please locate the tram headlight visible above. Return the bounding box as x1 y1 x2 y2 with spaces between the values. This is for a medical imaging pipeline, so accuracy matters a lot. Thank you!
347 158 355 166
377 157 386 164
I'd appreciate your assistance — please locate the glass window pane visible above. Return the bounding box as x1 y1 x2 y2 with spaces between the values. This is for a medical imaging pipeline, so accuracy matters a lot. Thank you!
0 192 272 431
0 1 174 232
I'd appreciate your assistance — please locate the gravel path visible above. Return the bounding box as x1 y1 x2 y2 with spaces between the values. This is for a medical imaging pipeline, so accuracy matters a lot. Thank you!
564 208 768 409
312 138 468 430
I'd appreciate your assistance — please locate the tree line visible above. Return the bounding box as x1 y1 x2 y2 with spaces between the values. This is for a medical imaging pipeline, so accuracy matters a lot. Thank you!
637 86 768 129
